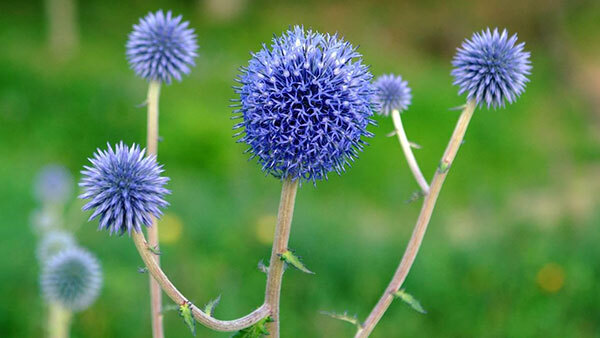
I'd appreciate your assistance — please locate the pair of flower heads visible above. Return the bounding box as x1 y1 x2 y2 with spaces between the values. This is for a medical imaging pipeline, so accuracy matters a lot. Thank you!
80 10 531 236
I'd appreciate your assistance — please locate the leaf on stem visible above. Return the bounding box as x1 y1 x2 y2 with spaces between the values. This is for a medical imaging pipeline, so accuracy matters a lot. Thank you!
203 295 221 317
320 311 362 329
409 141 422 149
179 301 196 336
148 245 162 256
279 250 314 274
393 289 427 314
405 190 425 204
137 266 148 274
232 316 273 337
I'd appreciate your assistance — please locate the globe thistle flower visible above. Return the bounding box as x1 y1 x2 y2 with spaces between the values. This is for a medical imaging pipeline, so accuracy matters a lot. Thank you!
41 247 102 311
79 142 170 235
451 28 531 109
37 231 77 263
373 74 412 116
234 26 375 183
34 164 73 205
126 10 198 84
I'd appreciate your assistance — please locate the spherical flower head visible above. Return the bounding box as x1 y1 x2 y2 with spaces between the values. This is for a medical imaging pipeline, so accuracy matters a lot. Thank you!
79 142 170 235
37 231 77 263
373 74 412 116
234 26 375 183
126 10 198 84
41 247 102 311
451 28 531 109
34 164 73 205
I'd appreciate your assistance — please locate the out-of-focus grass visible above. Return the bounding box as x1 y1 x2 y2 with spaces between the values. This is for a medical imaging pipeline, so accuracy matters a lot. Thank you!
0 1 599 337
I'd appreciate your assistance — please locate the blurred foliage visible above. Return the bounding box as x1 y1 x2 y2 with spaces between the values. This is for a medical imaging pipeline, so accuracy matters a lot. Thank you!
0 0 599 337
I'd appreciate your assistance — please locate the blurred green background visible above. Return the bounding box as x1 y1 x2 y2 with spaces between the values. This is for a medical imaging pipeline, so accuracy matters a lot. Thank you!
1 0 600 337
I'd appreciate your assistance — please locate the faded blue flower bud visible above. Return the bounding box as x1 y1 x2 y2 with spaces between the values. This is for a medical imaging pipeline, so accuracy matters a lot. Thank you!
41 247 102 311
37 231 77 263
451 28 531 109
34 164 73 205
373 74 412 116
234 26 375 183
79 142 170 235
126 10 198 84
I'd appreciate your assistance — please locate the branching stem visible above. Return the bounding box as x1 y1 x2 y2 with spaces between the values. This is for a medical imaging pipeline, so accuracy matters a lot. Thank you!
355 100 476 337
264 177 299 337
392 109 429 194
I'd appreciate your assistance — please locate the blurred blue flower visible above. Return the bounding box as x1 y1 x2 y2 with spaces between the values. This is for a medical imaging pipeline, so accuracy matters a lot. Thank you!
126 10 198 84
451 28 531 109
37 231 77 263
234 26 375 183
41 247 102 311
34 164 73 205
79 142 170 235
373 74 412 116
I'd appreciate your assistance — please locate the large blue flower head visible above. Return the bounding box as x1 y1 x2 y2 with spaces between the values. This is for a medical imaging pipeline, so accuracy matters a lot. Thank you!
126 10 198 84
41 247 102 311
373 74 412 116
451 28 531 109
234 26 375 183
79 142 170 235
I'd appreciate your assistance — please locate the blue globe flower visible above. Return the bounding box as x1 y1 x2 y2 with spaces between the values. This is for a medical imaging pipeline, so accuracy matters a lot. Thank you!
41 247 102 311
234 26 375 183
126 10 198 84
79 142 170 235
373 74 412 116
451 28 531 109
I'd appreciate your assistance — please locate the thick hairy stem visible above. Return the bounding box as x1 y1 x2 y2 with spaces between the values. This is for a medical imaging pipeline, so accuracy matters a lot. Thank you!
146 80 164 338
48 303 71 338
392 109 430 194
264 178 299 337
356 100 476 337
132 231 271 331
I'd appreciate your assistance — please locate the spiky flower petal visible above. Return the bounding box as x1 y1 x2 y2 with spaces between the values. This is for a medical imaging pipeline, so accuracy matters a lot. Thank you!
34 164 73 204
234 26 375 183
126 10 198 84
451 28 531 109
37 231 77 263
79 142 170 235
373 74 412 116
41 247 102 311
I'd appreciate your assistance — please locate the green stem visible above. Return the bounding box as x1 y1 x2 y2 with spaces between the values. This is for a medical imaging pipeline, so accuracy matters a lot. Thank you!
356 100 477 337
48 303 72 338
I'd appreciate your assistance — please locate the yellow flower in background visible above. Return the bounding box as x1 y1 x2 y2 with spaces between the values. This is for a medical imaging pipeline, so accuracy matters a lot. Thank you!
255 214 277 245
536 263 565 293
158 213 183 244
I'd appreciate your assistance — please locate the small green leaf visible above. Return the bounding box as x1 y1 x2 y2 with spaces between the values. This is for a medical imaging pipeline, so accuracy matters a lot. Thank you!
393 289 427 314
257 260 269 274
320 311 362 329
405 190 425 204
203 295 221 317
438 161 450 174
179 301 196 336
409 141 422 149
148 245 162 256
137 266 148 274
232 316 273 338
279 250 314 274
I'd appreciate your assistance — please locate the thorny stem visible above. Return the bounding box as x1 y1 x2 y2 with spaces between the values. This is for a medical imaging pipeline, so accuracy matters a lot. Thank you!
146 80 164 338
48 303 72 338
132 231 271 331
391 109 430 194
355 100 476 337
264 177 299 337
